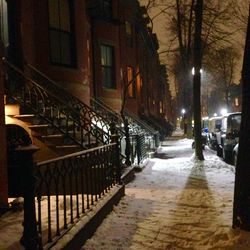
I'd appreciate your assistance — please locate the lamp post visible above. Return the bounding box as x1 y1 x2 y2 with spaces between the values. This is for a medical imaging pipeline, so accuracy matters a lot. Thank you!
181 108 187 135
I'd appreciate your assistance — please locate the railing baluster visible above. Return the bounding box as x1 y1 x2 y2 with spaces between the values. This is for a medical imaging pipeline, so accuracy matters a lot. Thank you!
69 159 74 224
55 162 60 236
86 155 90 209
62 161 67 230
75 158 80 218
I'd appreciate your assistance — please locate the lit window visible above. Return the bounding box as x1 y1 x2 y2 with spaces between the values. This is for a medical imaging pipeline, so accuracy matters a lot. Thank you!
48 0 76 66
127 66 135 98
235 97 239 107
159 101 163 113
125 21 132 35
101 45 115 89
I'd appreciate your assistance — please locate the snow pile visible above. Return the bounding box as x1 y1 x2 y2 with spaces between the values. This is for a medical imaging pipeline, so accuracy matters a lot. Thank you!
83 139 250 250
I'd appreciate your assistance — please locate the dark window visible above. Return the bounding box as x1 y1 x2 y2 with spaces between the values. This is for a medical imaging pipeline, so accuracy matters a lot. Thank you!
101 45 115 89
48 0 75 66
125 21 133 47
127 66 135 98
101 0 112 19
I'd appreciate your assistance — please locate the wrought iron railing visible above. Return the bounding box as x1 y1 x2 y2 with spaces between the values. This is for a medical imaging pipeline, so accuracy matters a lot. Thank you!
25 63 130 166
3 59 110 149
124 109 156 134
124 109 160 149
90 98 129 161
90 98 122 124
130 133 149 165
35 143 120 249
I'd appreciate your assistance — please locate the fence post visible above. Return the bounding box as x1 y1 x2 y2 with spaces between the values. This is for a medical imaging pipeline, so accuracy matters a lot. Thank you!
135 135 140 165
16 145 41 250
110 122 122 184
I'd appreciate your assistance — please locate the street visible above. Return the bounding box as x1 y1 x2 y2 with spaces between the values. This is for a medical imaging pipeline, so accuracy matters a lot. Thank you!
82 138 250 250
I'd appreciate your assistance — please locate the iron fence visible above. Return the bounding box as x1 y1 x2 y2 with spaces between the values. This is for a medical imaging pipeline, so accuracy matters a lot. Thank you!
35 143 120 249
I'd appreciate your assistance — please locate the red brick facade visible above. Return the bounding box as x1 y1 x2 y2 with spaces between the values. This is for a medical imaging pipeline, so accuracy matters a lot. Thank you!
0 0 173 203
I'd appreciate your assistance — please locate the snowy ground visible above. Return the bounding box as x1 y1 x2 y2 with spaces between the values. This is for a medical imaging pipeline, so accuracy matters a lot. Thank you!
82 138 250 250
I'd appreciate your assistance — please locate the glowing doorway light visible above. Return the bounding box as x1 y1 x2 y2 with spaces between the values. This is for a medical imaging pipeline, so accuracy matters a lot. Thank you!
213 113 218 117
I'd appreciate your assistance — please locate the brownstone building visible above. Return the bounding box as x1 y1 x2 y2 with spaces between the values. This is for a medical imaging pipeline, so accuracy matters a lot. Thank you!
0 0 173 209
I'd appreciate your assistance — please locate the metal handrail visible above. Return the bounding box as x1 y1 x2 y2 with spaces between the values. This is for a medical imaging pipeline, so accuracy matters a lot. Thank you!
4 58 110 147
35 143 120 248
24 62 126 161
90 97 122 124
26 63 110 123
124 109 158 135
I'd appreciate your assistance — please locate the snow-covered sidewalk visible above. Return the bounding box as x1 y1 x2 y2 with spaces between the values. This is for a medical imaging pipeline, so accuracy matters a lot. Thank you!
82 139 250 250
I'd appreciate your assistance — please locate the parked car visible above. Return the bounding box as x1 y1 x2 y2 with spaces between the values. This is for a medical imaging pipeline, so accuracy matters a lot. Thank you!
216 112 241 163
207 116 222 150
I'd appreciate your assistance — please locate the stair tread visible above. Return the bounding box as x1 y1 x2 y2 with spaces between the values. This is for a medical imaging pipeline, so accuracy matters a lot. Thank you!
55 145 80 148
29 124 49 128
14 114 35 118
42 134 64 138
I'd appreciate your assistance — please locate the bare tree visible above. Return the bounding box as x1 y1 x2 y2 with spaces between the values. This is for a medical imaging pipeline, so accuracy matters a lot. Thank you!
205 46 239 111
142 0 239 136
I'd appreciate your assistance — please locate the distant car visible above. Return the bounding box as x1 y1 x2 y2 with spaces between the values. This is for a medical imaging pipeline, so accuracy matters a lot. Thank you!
216 112 241 163
233 143 238 166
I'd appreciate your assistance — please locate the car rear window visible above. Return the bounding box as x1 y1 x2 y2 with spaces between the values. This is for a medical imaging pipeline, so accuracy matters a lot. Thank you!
228 114 241 132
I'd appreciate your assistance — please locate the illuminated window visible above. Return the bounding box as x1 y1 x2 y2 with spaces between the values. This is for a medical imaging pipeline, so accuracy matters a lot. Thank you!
101 45 115 89
235 97 239 107
127 66 135 98
125 21 132 35
159 101 163 113
48 0 75 66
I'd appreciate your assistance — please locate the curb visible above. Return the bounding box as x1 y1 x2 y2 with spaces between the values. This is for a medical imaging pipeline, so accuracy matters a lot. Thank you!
121 166 135 184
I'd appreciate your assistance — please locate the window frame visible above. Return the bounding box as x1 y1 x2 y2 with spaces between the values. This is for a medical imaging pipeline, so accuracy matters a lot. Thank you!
101 0 113 19
48 0 76 67
127 66 136 98
101 44 116 89
125 21 133 47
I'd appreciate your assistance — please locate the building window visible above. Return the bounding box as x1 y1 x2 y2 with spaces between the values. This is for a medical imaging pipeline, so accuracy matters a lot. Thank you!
48 0 75 66
159 101 163 114
125 21 133 47
101 0 112 19
235 97 239 107
127 66 135 98
101 45 115 89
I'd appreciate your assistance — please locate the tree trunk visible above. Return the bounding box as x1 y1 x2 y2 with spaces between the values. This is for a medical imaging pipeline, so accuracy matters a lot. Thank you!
193 0 204 160
233 4 250 230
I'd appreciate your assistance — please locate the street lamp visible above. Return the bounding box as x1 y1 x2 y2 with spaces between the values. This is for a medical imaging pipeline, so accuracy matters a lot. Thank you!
181 108 186 115
220 108 227 116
